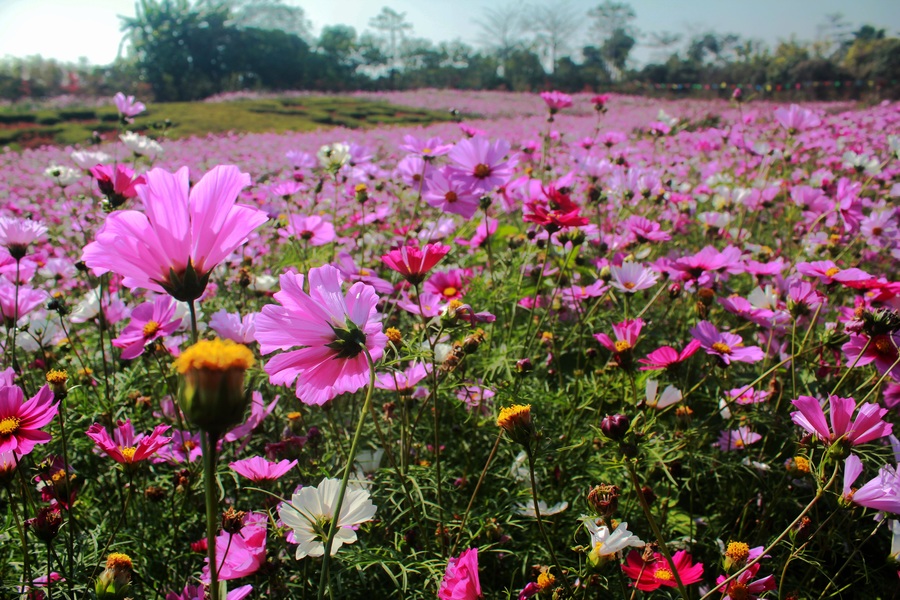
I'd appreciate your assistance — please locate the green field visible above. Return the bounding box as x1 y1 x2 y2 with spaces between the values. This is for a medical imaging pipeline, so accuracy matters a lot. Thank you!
0 96 455 149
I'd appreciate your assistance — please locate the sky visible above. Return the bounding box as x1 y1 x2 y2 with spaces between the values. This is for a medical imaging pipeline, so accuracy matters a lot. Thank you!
0 0 898 66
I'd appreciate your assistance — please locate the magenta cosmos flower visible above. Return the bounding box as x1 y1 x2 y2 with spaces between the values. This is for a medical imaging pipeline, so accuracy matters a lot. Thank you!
167 585 252 600
690 321 764 365
715 563 776 600
90 164 145 209
594 318 644 355
230 456 297 482
82 165 268 301
283 214 336 247
202 512 267 582
842 332 900 380
0 384 58 456
439 547 482 600
540 90 573 113
86 420 171 464
843 455 900 514
639 340 702 370
447 137 516 193
790 395 892 446
622 549 704 592
255 265 387 406
113 295 181 359
424 168 482 219
382 243 450 286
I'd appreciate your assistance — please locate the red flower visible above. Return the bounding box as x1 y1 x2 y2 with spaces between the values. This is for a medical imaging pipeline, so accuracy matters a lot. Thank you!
622 549 704 592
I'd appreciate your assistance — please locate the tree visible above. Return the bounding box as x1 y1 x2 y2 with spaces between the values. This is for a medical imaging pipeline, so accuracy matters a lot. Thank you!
368 6 414 77
210 0 313 40
474 4 525 77
588 1 636 41
525 2 582 74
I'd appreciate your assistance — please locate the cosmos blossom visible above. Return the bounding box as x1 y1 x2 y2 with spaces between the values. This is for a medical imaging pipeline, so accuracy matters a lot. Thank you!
381 243 451 286
690 321 764 365
255 265 387 406
790 395 892 446
229 456 297 482
112 295 182 360
843 454 900 514
439 548 482 600
638 340 702 370
82 165 268 301
89 164 145 208
85 420 171 465
447 137 516 193
423 168 483 219
622 549 704 592
0 384 58 456
609 262 659 293
113 92 146 118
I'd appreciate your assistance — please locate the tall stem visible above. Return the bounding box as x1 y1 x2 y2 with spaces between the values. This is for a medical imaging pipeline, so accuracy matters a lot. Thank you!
526 450 575 598
188 300 199 345
7 484 30 590
201 430 221 600
317 349 377 600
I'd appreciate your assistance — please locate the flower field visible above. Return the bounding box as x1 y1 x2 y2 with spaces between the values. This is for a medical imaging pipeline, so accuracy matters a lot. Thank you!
1 89 899 599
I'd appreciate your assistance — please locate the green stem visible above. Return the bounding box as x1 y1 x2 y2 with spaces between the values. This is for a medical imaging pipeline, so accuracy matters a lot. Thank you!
189 300 199 345
202 430 221 600
627 461 689 599
526 449 575 599
317 348 377 600
6 484 30 591
450 431 502 556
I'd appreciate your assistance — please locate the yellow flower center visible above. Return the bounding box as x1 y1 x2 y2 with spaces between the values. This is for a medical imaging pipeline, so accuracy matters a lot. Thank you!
654 567 675 581
106 552 133 570
385 327 402 344
825 267 840 277
51 469 68 483
354 183 367 193
174 338 255 373
120 447 137 462
793 456 811 473
182 440 197 452
712 342 732 354
623 281 636 289
0 416 20 436
725 541 750 563
443 286 458 297
448 299 464 311
142 320 161 337
614 340 632 353
728 582 751 600
422 147 432 154
474 163 491 178
497 404 531 431
287 411 302 420
536 572 556 591
46 369 68 385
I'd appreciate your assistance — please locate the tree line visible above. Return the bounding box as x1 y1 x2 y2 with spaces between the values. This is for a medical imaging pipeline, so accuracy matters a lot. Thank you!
0 0 897 103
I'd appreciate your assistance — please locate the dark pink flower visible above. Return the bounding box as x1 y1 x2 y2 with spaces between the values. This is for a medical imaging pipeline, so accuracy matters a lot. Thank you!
89 164 145 208
439 547 482 600
85 420 171 464
229 456 297 482
594 318 644 355
202 512 267 581
796 260 873 287
382 243 451 286
790 395 892 446
842 333 900 380
638 340 702 370
283 214 336 247
223 391 280 443
113 295 181 360
715 563 776 600
0 384 58 456
540 90 573 113
622 549 704 591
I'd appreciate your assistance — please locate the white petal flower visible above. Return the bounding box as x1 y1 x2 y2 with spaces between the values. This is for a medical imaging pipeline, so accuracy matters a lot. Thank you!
278 478 377 560
586 520 644 557
517 499 568 518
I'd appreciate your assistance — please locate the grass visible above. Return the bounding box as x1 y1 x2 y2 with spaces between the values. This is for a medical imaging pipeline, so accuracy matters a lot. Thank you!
0 96 455 149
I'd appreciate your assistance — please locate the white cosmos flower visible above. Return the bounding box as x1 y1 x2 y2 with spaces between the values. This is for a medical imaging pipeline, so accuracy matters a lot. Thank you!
645 380 682 409
517 499 568 518
70 149 112 170
279 478 377 559
586 520 644 557
120 131 163 158
317 142 350 172
44 165 82 187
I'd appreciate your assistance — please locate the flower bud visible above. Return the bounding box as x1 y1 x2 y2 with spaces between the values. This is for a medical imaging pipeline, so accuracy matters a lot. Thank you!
174 339 254 435
95 553 133 600
222 507 247 535
27 506 63 543
587 484 620 518
497 404 536 448
600 414 630 441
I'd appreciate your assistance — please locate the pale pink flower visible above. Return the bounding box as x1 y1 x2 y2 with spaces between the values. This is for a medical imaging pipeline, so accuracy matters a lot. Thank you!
447 137 516 193
230 456 297 482
113 92 146 118
0 278 48 326
609 262 658 293
210 310 257 345
113 295 181 360
714 426 762 451
774 104 821 132
283 214 336 247
540 90 573 113
255 265 387 406
790 395 892 446
423 168 483 219
690 321 764 365
843 454 900 514
0 218 48 258
223 391 279 443
82 165 268 301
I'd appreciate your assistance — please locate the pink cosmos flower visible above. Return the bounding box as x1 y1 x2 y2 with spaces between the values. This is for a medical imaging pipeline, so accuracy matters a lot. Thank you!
774 104 821 132
796 260 873 287
396 291 445 318
843 454 900 514
714 426 762 451
638 340 702 370
202 512 267 581
382 243 451 286
283 214 336 247
423 169 483 219
594 318 644 355
230 456 297 482
540 90 573 113
153 429 203 464
790 395 892 446
113 92 146 118
400 134 453 159
424 269 468 300
522 183 589 233
690 321 764 365
0 218 48 258
0 384 58 456
621 215 670 243
223 391 280 443
447 137 516 193
255 265 387 406
622 549 704 592
375 362 430 393
82 165 269 301
85 420 171 464
89 164 145 209
670 246 744 287
609 262 658 293
715 563 776 600
842 332 900 380
210 310 257 345
591 94 611 111
113 295 181 360
439 547 482 600
0 278 48 326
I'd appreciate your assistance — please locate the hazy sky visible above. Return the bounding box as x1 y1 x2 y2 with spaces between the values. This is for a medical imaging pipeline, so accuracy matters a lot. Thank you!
1 0 898 65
